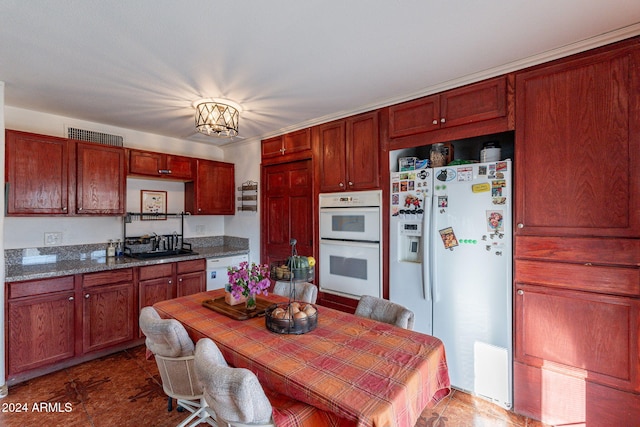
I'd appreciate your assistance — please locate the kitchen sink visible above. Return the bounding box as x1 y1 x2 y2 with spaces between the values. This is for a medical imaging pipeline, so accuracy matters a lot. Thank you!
125 249 198 260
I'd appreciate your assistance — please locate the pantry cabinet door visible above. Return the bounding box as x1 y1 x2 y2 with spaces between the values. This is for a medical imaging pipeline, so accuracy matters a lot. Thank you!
515 45 640 237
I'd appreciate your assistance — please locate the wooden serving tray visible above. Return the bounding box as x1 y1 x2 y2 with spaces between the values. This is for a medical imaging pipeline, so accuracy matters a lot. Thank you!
202 296 273 320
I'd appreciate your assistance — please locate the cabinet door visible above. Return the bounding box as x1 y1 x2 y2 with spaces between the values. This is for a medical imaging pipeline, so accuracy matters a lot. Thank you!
186 159 235 214
388 95 440 138
7 291 76 375
316 120 347 192
346 111 379 190
261 135 284 159
177 271 205 297
515 283 640 392
440 76 508 128
83 282 135 353
261 160 313 266
283 128 312 156
515 46 640 237
5 130 69 215
165 154 194 180
128 149 164 176
76 142 126 215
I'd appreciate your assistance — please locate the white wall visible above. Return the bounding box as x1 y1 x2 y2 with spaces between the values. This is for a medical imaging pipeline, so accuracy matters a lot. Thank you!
2 106 260 251
223 139 262 264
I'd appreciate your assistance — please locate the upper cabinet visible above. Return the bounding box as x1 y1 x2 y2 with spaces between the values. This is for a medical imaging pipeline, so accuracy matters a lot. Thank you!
6 130 69 215
514 41 640 238
76 142 126 215
128 149 194 180
261 128 312 165
315 111 380 192
185 159 235 215
5 130 126 216
388 75 514 148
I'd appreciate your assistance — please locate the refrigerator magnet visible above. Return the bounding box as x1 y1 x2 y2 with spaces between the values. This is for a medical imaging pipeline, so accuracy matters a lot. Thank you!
438 196 448 208
439 227 459 249
487 211 504 232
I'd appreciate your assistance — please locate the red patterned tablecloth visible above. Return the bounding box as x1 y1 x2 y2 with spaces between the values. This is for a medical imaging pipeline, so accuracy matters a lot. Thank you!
154 290 450 427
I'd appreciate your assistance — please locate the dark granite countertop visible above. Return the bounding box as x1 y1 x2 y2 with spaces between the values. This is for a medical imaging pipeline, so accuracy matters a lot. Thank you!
5 237 249 283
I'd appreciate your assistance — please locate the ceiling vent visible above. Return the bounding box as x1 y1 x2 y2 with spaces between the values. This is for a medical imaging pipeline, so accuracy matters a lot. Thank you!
67 127 124 147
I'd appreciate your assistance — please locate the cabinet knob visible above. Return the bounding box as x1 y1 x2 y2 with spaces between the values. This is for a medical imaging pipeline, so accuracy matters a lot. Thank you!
78 207 83 211
432 119 438 125
517 290 524 296
68 296 74 301
339 182 344 187
517 223 524 229
440 118 446 123
179 278 183 282
62 206 67 212
280 148 286 155
348 181 353 186
84 294 90 299
198 208 202 212
168 280 172 284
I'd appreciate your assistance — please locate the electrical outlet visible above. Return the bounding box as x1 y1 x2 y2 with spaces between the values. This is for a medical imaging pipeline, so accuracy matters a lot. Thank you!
44 232 62 246
195 225 205 235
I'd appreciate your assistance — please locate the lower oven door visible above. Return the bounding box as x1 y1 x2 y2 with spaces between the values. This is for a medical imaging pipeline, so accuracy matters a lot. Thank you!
319 239 381 299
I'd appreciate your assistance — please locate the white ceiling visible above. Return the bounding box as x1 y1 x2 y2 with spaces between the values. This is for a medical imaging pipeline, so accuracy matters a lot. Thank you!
1 1 640 147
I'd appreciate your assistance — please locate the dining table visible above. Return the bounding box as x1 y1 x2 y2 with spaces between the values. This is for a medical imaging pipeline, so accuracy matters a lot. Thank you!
153 289 451 427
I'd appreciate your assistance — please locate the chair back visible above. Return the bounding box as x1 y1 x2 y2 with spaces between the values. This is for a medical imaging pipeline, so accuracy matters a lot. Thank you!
139 306 194 357
355 295 415 330
272 281 317 304
140 306 213 399
195 338 274 426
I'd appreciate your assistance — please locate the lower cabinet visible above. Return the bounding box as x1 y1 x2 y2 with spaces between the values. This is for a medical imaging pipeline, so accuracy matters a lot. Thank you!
514 236 640 424
5 258 206 384
6 276 76 377
176 259 206 297
82 269 135 354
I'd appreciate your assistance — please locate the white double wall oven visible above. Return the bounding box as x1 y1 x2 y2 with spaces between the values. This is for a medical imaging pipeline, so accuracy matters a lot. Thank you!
318 190 382 299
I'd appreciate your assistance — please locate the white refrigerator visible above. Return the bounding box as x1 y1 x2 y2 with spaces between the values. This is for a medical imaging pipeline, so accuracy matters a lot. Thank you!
390 160 512 409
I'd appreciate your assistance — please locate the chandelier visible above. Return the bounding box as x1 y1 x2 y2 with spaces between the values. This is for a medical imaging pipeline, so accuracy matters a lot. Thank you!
194 99 241 138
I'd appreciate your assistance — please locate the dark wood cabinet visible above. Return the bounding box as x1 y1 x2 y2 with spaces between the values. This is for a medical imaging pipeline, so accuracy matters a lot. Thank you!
82 269 135 354
512 38 640 424
261 128 312 165
316 111 380 192
388 75 513 146
75 142 126 215
514 43 640 238
128 149 194 180
176 259 206 297
5 130 126 216
261 160 313 266
5 130 69 215
185 159 235 215
6 276 76 376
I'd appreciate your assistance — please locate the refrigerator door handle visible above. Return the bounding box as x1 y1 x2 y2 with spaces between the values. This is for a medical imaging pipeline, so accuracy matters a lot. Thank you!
421 195 432 301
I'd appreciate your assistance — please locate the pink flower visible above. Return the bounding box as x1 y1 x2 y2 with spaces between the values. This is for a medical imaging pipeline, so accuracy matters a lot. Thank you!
227 262 271 300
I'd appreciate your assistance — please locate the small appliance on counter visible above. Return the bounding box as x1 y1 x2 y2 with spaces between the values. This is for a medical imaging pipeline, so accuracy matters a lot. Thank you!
122 212 198 259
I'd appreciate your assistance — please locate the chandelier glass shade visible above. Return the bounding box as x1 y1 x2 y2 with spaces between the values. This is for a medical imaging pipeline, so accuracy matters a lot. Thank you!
194 99 240 137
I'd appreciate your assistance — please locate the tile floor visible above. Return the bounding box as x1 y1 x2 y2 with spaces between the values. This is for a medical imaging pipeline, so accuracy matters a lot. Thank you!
0 346 549 427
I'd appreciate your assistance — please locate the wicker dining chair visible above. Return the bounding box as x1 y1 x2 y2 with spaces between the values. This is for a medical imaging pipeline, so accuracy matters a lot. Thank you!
354 295 415 330
139 306 219 427
272 281 318 304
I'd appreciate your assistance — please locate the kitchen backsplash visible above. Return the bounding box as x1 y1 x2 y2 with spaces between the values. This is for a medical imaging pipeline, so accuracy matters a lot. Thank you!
5 236 249 267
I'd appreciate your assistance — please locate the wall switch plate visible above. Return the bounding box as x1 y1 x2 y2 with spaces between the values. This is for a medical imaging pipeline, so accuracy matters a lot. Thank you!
44 232 62 246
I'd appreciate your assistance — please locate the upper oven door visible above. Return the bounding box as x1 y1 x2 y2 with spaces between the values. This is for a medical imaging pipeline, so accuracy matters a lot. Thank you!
319 207 380 242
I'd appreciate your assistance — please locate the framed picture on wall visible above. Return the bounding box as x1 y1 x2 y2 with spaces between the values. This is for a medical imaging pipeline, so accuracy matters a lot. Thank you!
141 190 167 220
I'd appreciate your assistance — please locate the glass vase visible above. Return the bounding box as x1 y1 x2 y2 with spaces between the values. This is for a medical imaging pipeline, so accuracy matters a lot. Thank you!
245 293 257 311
